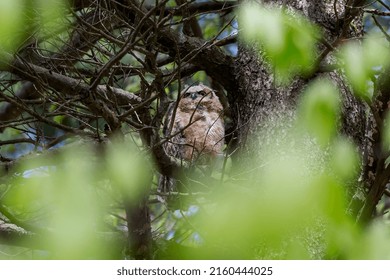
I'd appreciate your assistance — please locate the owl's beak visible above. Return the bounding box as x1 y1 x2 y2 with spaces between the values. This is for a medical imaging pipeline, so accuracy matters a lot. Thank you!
190 92 197 100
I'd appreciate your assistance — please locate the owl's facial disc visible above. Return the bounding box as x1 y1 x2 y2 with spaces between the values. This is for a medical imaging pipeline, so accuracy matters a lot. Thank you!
181 85 215 105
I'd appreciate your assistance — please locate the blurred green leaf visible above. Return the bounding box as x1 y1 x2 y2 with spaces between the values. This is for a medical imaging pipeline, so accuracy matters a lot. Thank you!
338 34 390 100
0 0 69 63
325 218 360 259
4 174 52 222
0 0 24 55
45 148 102 259
330 137 360 181
105 140 150 200
315 175 347 223
298 79 341 146
2 140 150 259
35 0 69 36
192 131 351 259
238 3 320 84
349 221 390 259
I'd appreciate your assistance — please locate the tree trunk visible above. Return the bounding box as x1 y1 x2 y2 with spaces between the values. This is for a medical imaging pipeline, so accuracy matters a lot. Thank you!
228 1 369 213
124 196 152 259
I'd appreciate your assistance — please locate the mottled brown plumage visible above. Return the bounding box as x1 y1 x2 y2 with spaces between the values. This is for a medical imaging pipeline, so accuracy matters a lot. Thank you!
158 84 225 196
164 84 224 163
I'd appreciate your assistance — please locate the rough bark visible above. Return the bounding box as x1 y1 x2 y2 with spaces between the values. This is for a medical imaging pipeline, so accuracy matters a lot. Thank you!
228 1 368 212
358 64 390 222
231 0 364 151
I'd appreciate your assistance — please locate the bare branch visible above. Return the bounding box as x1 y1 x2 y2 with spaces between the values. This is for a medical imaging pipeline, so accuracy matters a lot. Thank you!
6 55 141 106
365 9 390 16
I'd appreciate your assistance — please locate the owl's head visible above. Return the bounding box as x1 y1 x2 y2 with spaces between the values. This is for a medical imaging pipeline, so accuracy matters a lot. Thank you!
179 84 222 112
182 84 214 100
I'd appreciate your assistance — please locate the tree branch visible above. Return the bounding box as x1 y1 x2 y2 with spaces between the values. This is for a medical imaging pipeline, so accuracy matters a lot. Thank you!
0 9 120 127
156 27 237 93
146 0 238 16
365 9 390 16
5 55 141 106
0 220 126 255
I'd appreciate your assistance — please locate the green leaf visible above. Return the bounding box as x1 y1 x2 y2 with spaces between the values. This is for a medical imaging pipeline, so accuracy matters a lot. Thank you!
35 0 69 36
238 3 320 84
298 79 341 146
330 137 360 181
349 221 390 259
105 139 150 201
3 141 150 259
0 0 69 62
338 34 390 100
0 0 24 55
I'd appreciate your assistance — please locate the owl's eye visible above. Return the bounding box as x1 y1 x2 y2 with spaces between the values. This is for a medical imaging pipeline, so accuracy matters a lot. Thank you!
198 90 207 96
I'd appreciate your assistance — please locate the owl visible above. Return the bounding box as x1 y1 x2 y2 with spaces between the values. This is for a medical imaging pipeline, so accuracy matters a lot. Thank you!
159 84 224 194
164 84 224 163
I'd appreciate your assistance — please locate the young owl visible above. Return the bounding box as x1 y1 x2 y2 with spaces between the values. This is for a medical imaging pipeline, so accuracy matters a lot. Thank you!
159 84 224 195
164 84 224 163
